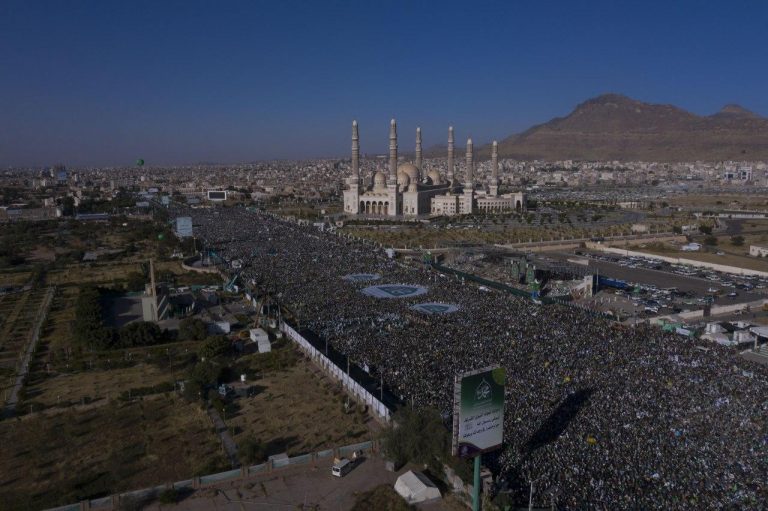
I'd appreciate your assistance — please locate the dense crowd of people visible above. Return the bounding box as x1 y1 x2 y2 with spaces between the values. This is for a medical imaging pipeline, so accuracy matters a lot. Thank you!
180 206 767 509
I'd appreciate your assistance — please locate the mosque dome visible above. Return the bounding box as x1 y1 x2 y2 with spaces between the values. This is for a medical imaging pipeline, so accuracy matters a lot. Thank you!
428 169 442 184
373 171 387 190
398 163 419 182
408 183 418 192
397 171 410 187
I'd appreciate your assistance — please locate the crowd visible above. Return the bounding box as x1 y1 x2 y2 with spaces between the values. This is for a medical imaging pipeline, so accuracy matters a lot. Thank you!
179 206 767 509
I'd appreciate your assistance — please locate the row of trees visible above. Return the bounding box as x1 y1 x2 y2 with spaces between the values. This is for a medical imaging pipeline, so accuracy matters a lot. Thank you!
73 286 170 350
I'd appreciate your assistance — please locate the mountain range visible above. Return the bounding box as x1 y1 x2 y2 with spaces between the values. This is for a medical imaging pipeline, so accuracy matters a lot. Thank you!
427 94 768 162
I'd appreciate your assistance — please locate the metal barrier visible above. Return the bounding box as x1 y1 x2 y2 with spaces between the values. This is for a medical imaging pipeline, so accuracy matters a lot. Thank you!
339 440 373 456
288 453 312 465
89 497 112 508
200 468 241 485
316 449 334 459
248 463 268 475
173 479 194 489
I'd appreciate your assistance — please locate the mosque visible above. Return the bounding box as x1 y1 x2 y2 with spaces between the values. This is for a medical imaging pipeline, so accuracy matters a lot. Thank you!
342 119 525 217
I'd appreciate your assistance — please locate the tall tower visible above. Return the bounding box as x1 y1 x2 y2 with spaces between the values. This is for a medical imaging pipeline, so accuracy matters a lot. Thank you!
388 119 398 184
352 120 360 180
490 140 499 197
387 119 399 216
465 138 474 187
415 127 422 181
463 138 474 214
447 126 455 190
343 120 362 214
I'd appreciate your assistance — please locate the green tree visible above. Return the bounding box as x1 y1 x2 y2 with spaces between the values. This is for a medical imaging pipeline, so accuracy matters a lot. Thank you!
730 235 745 246
199 335 230 360
380 407 448 474
699 225 713 235
179 318 208 341
703 235 718 246
240 436 267 464
125 271 146 292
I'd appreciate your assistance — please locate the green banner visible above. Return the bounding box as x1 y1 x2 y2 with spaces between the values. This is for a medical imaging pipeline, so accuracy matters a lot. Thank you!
453 366 505 457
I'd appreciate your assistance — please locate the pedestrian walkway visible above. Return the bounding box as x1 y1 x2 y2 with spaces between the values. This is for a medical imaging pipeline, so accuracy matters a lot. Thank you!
207 405 240 468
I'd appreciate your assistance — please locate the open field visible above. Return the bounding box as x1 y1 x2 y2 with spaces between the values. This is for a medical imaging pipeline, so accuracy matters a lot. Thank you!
0 398 227 510
23 363 175 409
230 350 373 459
46 262 144 287
0 289 48 375
0 270 31 287
626 237 768 272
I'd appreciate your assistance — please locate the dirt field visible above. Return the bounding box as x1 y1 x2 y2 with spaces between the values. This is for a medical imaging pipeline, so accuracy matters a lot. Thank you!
0 289 48 374
0 398 227 510
229 355 374 459
24 363 174 409
46 262 143 286
0 270 31 287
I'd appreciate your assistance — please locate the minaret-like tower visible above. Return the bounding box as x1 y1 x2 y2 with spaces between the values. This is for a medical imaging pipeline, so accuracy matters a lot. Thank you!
387 119 399 216
465 138 474 187
490 140 499 197
463 137 474 214
388 119 398 184
415 127 422 181
352 120 360 180
342 120 362 214
447 126 455 190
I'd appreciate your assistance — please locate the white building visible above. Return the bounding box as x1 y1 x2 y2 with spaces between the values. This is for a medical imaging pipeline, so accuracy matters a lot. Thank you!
343 120 523 218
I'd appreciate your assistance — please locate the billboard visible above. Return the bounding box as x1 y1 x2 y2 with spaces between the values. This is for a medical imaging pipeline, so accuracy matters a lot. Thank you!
452 366 505 458
207 190 227 201
175 216 193 238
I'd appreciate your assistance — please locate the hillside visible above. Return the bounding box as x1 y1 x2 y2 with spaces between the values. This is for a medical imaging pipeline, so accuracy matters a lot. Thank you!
479 94 768 161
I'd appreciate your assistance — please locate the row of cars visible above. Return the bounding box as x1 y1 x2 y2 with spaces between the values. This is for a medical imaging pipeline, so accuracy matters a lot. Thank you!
585 252 767 292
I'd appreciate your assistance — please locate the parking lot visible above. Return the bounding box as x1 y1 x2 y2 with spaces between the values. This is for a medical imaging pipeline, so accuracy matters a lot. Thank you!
552 250 767 318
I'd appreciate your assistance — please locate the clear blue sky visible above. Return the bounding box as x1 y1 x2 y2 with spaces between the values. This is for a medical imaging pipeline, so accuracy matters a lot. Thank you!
1 0 766 166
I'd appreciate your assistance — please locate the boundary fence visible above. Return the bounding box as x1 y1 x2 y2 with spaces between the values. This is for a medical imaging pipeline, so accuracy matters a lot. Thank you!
281 322 393 421
45 440 376 511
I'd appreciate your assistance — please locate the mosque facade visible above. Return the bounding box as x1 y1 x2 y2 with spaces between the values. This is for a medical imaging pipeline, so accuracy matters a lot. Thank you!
343 119 524 217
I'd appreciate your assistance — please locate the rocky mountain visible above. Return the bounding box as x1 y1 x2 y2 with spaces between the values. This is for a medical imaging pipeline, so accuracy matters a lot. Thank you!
478 94 768 161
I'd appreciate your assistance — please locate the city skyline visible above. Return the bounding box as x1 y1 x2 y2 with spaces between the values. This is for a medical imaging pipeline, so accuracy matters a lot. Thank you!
2 0 767 166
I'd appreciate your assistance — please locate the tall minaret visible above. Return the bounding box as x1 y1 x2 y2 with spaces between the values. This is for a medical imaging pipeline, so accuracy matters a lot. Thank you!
463 137 474 214
415 127 422 181
388 119 398 184
465 138 474 187
352 120 360 181
447 126 455 190
490 140 499 197
387 119 399 216
343 120 362 214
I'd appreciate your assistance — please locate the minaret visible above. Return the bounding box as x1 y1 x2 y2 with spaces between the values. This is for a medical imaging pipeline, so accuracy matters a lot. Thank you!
465 138 474 187
490 140 499 197
343 120 362 214
388 119 398 184
447 126 455 190
352 120 360 181
463 138 474 214
415 127 422 181
387 119 399 216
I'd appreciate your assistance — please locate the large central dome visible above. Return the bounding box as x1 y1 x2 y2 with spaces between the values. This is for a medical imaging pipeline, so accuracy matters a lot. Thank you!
398 163 419 182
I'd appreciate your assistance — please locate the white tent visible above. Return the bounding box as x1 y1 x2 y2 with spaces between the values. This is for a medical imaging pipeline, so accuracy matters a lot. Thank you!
394 470 441 504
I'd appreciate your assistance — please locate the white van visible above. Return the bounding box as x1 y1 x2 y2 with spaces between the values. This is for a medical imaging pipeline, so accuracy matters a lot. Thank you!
332 458 352 477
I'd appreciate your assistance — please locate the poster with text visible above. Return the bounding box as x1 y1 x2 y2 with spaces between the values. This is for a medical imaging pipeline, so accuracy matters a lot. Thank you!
453 366 505 458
